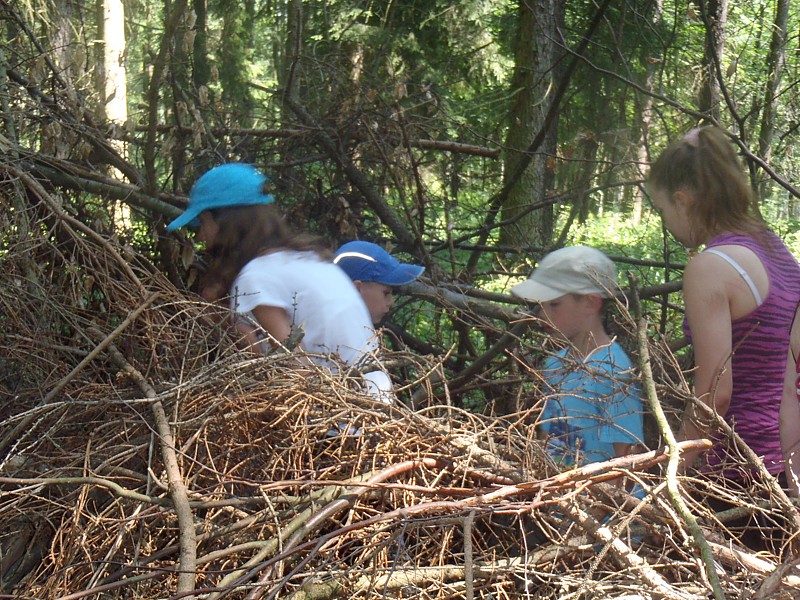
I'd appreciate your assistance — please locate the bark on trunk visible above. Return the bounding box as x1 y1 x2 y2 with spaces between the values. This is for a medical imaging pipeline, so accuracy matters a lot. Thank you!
499 0 562 249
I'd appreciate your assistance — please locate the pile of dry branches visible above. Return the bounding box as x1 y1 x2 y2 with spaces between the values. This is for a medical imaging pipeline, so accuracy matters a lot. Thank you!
3 170 800 600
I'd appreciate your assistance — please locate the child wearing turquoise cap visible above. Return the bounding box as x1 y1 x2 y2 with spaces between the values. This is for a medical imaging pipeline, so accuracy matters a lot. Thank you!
168 163 395 403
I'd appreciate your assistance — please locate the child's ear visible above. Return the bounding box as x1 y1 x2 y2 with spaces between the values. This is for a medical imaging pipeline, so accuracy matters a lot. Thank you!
585 294 604 312
674 189 694 208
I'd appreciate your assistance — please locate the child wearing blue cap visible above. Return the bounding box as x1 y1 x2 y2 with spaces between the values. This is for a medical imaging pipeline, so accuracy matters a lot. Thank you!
333 241 424 325
168 163 395 403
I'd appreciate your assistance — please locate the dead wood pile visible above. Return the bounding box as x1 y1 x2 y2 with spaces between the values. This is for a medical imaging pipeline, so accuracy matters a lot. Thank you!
3 175 800 600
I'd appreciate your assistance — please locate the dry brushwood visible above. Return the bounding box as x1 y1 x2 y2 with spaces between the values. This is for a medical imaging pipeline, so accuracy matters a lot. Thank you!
4 167 800 600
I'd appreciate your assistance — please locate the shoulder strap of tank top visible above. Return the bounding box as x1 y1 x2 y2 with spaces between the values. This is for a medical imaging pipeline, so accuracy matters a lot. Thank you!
703 247 763 305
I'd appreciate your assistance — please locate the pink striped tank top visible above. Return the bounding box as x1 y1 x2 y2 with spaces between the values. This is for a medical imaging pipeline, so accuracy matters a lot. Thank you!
684 230 800 476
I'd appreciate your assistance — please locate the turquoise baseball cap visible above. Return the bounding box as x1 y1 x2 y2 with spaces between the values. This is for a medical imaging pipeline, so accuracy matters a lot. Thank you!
167 163 275 231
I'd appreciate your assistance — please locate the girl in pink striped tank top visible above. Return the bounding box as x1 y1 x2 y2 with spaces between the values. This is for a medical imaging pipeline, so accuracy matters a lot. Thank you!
648 126 800 487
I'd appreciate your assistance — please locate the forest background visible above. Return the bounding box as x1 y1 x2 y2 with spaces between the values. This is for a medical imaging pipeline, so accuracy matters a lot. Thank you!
6 0 800 596
3 0 800 411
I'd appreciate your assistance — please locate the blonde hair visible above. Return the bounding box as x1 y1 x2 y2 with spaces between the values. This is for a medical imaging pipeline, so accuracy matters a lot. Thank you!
648 126 764 243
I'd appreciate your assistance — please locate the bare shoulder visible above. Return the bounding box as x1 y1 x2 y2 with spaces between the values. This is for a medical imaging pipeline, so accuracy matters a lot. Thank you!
687 244 764 283
683 252 730 312
710 243 763 269
684 251 730 288
686 243 769 317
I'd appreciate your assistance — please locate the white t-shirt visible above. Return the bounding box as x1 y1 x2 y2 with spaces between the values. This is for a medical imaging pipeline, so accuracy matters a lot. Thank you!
231 250 395 403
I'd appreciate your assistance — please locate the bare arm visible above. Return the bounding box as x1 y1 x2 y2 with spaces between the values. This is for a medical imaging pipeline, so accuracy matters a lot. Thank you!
251 304 292 343
231 304 293 356
781 306 800 497
679 254 735 465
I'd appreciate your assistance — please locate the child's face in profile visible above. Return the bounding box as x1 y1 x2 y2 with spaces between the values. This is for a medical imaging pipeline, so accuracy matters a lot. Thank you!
355 281 395 325
539 294 591 342
650 186 695 247
197 211 220 249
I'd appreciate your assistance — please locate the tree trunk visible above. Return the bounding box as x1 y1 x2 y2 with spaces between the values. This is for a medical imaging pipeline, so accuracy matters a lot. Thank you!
757 0 789 201
100 0 128 130
632 0 664 225
45 0 78 159
0 29 18 144
192 0 210 89
499 0 562 250
96 0 131 230
698 0 727 121
219 0 254 126
282 0 303 105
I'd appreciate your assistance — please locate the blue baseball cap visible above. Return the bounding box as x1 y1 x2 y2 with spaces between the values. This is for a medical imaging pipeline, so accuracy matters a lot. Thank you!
166 163 274 231
333 241 424 286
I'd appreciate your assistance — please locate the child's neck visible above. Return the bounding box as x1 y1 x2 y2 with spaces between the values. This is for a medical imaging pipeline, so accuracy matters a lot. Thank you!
567 327 612 358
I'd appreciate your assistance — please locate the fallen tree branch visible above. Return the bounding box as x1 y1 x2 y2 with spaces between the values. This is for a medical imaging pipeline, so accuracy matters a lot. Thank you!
257 440 710 567
128 124 501 158
559 500 701 600
0 293 159 457
239 458 445 600
628 274 725 600
291 554 583 600
101 336 197 594
0 475 171 506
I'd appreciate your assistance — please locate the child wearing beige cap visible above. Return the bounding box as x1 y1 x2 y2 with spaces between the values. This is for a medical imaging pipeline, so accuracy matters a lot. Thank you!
512 246 644 477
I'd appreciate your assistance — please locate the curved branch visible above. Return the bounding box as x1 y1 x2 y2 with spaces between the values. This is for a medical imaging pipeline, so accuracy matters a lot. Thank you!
0 475 171 506
238 458 444 600
628 274 725 600
101 337 197 594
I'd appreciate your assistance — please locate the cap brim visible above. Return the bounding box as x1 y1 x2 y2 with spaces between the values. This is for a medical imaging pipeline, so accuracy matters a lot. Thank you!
510 279 565 303
166 207 202 231
376 264 425 286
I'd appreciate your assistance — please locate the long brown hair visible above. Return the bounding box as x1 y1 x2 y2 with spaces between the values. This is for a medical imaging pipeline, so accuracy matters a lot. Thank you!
648 126 765 244
202 204 329 300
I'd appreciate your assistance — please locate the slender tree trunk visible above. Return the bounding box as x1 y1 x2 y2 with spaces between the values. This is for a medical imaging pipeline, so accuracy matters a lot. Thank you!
219 0 254 126
282 0 303 105
698 0 727 121
632 0 663 225
192 0 210 89
757 0 789 187
96 0 131 229
170 4 193 184
45 0 77 159
0 29 18 144
277 0 303 173
100 0 128 130
499 0 562 249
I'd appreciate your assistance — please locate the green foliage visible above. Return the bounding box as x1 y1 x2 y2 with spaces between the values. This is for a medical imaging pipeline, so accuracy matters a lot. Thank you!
763 196 800 256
